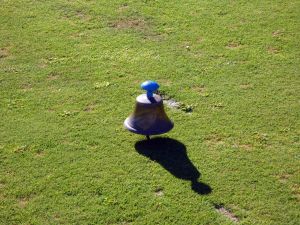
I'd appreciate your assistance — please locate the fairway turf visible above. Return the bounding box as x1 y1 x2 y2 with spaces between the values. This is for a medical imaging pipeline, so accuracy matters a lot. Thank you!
0 0 299 224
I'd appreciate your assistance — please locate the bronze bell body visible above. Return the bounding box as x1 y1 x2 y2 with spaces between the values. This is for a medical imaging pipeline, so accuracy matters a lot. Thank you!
124 81 173 138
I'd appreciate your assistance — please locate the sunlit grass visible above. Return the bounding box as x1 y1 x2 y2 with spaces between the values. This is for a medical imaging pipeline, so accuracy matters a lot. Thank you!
0 0 299 224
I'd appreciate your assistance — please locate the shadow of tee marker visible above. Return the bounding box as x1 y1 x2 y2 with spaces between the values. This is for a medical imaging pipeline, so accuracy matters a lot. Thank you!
135 137 212 195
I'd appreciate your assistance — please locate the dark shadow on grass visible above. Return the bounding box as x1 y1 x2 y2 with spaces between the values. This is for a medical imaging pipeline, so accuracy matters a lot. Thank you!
135 137 212 195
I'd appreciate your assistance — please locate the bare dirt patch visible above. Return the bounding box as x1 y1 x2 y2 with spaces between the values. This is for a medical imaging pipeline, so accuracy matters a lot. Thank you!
192 85 206 94
34 148 45 157
14 145 30 153
239 144 252 151
35 151 45 158
272 30 284 37
0 182 5 189
58 4 91 22
21 83 32 91
192 85 209 97
291 184 300 201
18 197 29 208
156 79 172 87
212 102 224 109
53 213 62 222
240 83 253 90
226 42 241 49
233 143 253 151
118 3 129 12
197 37 204 43
268 47 280 54
84 104 96 112
205 134 225 147
75 10 92 21
0 48 10 58
110 18 147 30
47 72 60 81
215 204 239 223
38 59 48 68
110 17 163 41
154 187 164 197
277 174 291 183
70 31 87 39
142 33 166 41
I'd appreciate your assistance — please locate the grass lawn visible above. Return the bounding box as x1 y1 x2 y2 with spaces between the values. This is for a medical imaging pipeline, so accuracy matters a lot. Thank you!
0 0 299 224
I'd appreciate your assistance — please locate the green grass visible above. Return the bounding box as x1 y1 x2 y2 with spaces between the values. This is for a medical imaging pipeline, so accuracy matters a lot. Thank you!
0 0 299 224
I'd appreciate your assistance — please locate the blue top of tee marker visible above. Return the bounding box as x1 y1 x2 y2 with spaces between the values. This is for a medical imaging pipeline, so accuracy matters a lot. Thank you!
141 80 159 99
